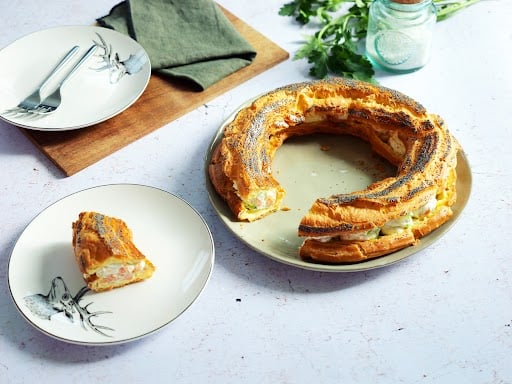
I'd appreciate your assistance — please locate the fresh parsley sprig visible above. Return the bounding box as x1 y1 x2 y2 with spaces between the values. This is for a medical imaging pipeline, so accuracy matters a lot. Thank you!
279 0 481 82
435 0 481 20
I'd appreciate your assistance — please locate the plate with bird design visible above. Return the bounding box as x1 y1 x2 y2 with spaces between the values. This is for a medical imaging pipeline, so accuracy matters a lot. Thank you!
8 184 215 345
0 25 150 131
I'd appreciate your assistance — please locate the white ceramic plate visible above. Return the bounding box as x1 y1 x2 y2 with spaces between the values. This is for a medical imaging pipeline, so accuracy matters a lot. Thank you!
8 184 214 345
0 26 151 131
206 103 472 272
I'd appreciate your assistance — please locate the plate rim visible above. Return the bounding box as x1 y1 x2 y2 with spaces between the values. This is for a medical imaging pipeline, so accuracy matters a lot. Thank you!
0 25 151 131
205 99 472 273
7 183 215 346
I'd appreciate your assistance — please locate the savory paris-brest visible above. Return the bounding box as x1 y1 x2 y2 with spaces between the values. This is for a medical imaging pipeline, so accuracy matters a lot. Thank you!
208 78 460 263
72 212 155 291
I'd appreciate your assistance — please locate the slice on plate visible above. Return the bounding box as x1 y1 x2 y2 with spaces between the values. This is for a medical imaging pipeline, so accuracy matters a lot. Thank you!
72 211 155 292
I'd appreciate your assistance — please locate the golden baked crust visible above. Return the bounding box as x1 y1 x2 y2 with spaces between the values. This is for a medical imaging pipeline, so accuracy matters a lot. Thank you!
72 211 155 291
208 78 460 263
300 231 418 263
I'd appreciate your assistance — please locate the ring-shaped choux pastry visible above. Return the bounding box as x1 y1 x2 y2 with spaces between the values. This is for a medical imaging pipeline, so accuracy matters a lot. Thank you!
208 78 459 263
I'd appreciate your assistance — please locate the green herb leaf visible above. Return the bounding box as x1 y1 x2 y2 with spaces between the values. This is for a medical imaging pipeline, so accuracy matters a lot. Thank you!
295 35 331 78
328 44 375 82
279 0 480 82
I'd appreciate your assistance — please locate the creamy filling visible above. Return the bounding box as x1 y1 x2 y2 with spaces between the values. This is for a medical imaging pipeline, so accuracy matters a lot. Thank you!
388 132 406 157
412 195 437 218
233 181 278 211
381 213 414 235
95 261 145 283
308 196 438 242
243 189 277 211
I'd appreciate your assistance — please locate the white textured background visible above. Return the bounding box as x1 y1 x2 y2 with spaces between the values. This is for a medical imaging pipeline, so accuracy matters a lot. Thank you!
0 1 511 383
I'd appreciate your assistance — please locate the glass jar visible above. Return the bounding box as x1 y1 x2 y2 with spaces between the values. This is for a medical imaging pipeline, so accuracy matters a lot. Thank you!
365 0 437 73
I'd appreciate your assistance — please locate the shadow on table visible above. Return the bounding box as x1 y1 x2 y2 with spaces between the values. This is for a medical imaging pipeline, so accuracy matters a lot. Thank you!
0 298 150 364
206 210 412 294
0 120 65 179
0 223 154 363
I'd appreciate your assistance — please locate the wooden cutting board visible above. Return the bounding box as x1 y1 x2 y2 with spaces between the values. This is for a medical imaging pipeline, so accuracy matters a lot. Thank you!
21 6 289 176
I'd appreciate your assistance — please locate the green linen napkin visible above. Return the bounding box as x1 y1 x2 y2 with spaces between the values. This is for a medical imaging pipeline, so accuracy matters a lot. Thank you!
97 0 257 90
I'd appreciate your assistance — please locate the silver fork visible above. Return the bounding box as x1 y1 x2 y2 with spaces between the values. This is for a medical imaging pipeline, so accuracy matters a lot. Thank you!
32 44 98 115
2 46 79 115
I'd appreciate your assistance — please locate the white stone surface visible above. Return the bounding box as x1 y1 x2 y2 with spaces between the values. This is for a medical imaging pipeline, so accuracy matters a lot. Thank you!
0 1 511 383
